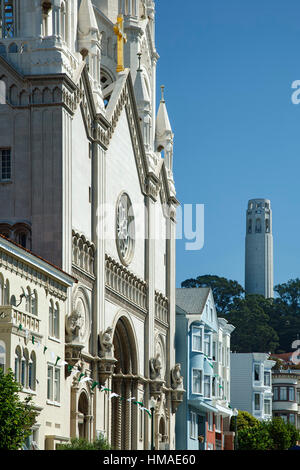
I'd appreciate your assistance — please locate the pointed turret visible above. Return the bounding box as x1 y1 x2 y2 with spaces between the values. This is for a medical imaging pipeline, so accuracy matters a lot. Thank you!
78 0 104 113
155 86 174 173
134 53 151 150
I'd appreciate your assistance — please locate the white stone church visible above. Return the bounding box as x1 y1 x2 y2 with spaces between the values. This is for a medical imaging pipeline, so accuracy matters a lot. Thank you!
0 0 183 450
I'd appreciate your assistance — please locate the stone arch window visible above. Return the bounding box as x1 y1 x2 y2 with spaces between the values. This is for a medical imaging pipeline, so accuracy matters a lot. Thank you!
78 392 90 440
248 218 252 234
3 278 9 304
42 1 52 37
28 351 36 391
0 0 15 38
49 299 59 339
14 345 21 381
0 339 5 371
8 42 17 53
60 1 67 42
25 286 31 313
21 348 29 388
31 290 38 316
255 218 261 233
13 223 32 249
10 294 16 306
0 43 6 56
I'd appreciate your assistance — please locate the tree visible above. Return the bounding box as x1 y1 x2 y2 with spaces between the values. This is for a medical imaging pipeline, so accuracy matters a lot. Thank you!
181 275 244 315
230 410 260 431
0 369 37 450
237 421 273 451
57 436 112 450
227 295 279 353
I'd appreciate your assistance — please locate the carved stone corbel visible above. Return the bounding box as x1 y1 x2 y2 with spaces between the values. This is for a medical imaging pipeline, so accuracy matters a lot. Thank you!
170 363 184 414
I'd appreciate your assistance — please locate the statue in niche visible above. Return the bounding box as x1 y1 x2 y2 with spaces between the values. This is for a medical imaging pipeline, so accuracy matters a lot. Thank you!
150 353 162 380
171 363 184 390
66 308 83 342
99 327 113 355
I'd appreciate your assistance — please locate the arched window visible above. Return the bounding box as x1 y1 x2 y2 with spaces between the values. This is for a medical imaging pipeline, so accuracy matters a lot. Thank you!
49 300 59 338
0 340 5 372
14 346 21 382
255 218 261 233
21 349 29 388
60 2 66 42
10 295 16 306
248 219 252 234
25 287 31 313
8 42 17 53
3 279 9 304
28 352 36 391
31 290 37 315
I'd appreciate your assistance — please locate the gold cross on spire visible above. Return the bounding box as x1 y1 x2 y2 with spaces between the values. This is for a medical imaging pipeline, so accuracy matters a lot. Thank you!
113 15 127 73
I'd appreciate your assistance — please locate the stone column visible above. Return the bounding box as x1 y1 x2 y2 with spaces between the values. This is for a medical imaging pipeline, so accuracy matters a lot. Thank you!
124 379 131 449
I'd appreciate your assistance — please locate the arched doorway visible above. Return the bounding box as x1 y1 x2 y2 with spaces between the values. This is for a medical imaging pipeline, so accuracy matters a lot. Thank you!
78 392 89 440
111 316 138 450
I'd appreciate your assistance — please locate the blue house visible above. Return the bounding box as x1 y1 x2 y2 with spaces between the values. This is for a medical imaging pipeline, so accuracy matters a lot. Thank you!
175 288 235 450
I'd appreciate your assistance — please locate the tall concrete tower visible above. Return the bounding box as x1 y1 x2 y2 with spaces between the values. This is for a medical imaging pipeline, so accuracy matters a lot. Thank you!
245 199 274 298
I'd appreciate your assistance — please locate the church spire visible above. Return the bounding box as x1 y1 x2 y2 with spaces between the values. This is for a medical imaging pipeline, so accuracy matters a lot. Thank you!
134 53 151 150
155 86 174 174
78 0 105 113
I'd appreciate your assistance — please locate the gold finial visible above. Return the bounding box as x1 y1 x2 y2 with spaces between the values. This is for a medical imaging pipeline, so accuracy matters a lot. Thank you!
160 85 165 102
113 15 127 73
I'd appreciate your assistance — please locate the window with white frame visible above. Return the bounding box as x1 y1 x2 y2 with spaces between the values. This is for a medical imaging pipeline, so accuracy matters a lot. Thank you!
254 364 260 382
207 412 213 431
204 333 211 357
254 393 261 411
49 300 59 339
192 369 202 395
190 411 197 439
264 371 271 386
204 375 211 398
192 326 202 352
264 398 271 416
215 414 221 432
212 341 217 361
47 364 60 403
0 149 11 181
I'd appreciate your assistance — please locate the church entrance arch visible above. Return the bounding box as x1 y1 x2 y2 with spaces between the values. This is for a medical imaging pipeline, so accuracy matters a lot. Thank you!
111 316 138 450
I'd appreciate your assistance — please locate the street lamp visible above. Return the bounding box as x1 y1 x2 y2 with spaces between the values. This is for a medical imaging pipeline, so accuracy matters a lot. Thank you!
149 398 156 451
232 408 238 450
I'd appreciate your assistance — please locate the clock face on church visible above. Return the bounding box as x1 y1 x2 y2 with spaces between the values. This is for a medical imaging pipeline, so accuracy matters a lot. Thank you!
116 192 135 266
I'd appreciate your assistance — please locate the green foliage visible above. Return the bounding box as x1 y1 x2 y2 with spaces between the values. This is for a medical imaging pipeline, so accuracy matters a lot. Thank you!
57 436 112 450
230 410 260 431
237 421 273 451
0 368 37 450
227 295 279 353
181 274 300 353
234 414 300 451
181 274 244 315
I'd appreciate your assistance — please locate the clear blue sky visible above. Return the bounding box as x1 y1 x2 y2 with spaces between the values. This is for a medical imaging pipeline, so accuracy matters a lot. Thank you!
155 0 300 289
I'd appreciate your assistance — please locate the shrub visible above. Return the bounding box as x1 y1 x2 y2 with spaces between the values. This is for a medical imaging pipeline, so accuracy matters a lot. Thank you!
57 436 112 450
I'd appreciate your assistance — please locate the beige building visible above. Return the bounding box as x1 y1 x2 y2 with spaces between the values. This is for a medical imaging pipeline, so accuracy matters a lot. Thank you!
0 234 75 449
0 0 182 450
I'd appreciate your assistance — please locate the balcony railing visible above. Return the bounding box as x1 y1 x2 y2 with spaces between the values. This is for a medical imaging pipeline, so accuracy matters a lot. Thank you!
0 305 40 334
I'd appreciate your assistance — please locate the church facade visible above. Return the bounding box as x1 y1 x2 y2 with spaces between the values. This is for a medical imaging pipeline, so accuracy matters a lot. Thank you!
0 0 183 450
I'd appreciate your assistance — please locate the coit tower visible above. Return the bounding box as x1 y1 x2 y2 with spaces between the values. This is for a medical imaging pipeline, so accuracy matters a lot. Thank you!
245 199 274 298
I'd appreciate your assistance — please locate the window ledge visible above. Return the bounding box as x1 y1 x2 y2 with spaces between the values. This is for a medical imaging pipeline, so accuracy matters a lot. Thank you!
46 400 61 407
48 336 61 344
